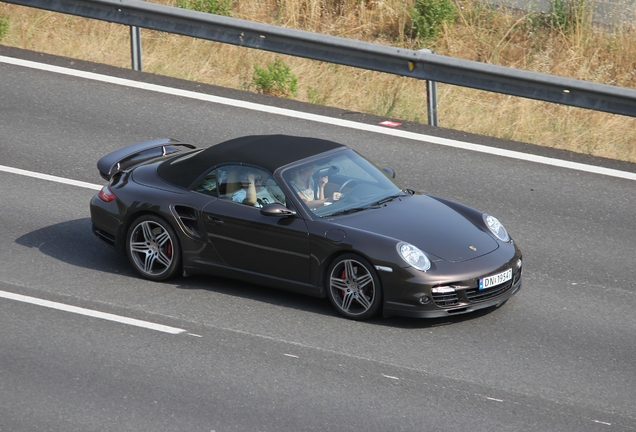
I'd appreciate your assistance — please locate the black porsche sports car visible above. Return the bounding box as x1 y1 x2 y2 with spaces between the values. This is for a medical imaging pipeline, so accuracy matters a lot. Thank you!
90 134 522 320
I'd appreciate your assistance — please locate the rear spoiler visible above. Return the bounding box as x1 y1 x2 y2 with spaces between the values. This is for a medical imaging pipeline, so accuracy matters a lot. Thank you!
97 138 197 180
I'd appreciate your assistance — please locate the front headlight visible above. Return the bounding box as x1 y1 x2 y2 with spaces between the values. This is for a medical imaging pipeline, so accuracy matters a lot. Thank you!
397 242 431 272
484 214 510 242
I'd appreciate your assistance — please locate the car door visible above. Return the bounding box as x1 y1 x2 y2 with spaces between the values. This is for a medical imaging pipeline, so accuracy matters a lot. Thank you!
200 165 311 284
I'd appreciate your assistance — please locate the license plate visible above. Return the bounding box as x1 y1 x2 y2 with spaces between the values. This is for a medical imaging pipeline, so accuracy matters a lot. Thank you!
479 268 512 290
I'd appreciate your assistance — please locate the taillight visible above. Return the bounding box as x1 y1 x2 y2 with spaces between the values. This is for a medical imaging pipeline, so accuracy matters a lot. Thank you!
98 184 116 202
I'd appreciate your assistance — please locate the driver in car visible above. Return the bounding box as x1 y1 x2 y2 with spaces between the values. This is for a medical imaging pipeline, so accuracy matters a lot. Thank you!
232 170 281 208
291 164 341 207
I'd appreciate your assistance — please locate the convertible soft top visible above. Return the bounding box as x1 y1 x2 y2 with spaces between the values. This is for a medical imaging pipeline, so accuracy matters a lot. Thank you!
158 134 345 188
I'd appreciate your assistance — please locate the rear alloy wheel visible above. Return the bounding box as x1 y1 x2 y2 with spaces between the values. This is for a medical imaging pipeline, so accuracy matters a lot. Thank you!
126 215 181 281
327 254 382 320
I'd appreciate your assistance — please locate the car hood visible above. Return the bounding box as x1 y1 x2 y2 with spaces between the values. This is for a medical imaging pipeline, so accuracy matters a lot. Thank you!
330 194 499 262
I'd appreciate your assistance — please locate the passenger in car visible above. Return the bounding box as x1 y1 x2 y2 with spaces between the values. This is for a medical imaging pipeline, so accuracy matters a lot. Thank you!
290 164 341 207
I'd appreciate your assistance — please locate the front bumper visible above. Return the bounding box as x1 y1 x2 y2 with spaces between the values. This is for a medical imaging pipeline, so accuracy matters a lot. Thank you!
381 243 523 318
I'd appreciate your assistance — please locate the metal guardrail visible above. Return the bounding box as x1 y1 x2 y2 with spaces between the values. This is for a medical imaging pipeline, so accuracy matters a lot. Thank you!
5 0 636 120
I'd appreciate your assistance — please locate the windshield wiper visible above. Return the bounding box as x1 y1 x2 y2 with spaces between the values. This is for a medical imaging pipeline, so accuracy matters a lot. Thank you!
324 206 376 217
375 192 409 206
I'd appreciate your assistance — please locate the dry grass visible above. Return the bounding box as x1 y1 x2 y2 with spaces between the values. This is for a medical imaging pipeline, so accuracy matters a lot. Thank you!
1 0 635 162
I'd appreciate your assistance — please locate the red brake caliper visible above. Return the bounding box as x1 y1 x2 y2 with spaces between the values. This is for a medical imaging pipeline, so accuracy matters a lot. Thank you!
341 269 346 298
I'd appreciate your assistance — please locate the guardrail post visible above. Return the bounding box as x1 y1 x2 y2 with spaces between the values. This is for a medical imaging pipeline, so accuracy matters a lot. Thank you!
419 48 438 127
130 26 142 71
427 79 438 127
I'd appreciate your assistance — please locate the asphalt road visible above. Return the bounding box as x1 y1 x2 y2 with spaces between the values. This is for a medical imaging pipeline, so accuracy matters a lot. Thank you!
1 48 635 431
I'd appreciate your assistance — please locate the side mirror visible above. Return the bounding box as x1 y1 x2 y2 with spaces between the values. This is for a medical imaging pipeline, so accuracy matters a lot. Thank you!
382 167 396 178
260 203 297 217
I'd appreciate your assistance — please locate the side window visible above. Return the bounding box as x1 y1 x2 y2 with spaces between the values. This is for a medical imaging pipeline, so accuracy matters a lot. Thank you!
195 169 218 196
218 165 287 208
262 176 287 206
217 165 243 201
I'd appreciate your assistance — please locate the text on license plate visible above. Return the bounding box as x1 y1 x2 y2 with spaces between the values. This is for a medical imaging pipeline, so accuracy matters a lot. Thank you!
479 268 512 290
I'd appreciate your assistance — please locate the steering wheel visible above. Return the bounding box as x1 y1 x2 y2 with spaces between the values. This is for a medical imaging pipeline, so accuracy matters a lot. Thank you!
338 179 359 193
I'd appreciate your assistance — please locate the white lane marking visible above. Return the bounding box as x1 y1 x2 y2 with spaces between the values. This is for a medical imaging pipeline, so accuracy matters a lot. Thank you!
0 290 187 334
0 165 102 190
2 55 636 183
592 420 612 426
485 397 504 402
284 353 299 358
382 374 400 380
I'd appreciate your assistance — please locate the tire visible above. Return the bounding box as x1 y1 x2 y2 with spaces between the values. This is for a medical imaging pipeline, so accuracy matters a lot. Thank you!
326 254 382 320
126 214 181 281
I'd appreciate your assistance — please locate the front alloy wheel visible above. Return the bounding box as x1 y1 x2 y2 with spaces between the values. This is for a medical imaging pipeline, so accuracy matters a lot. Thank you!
126 215 181 281
327 254 382 320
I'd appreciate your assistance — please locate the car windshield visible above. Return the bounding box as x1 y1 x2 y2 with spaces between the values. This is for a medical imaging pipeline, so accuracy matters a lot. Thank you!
282 149 405 217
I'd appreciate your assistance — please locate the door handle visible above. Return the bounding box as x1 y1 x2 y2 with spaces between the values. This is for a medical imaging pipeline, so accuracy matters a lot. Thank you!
206 215 224 225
